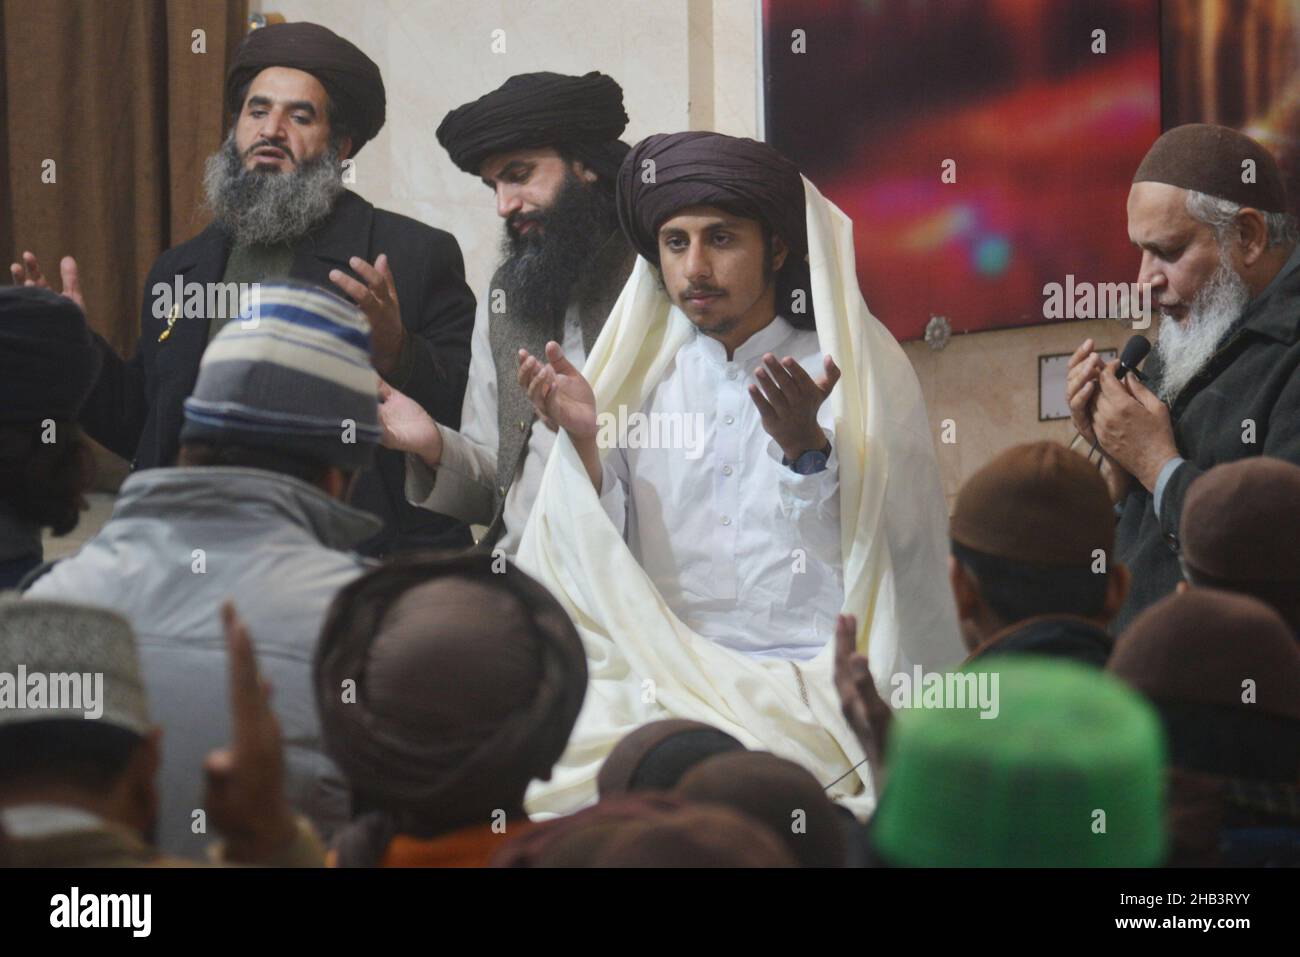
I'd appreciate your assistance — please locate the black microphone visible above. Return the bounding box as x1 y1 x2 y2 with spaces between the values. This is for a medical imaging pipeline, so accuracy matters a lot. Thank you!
1116 334 1151 382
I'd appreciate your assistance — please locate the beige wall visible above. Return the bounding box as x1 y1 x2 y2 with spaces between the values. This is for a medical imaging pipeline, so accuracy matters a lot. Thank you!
253 0 1132 508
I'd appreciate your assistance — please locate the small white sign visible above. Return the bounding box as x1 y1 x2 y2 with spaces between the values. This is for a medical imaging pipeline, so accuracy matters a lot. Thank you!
1039 350 1116 421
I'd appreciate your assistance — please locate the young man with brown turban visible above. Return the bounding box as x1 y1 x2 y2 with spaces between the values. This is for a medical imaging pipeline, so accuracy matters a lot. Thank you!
11 22 476 557
1067 123 1300 629
378 72 636 555
515 131 958 816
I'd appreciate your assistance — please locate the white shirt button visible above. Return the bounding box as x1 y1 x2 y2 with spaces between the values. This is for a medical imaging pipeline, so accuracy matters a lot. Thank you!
722 465 733 476
720 515 731 526
723 414 735 425
726 367 739 380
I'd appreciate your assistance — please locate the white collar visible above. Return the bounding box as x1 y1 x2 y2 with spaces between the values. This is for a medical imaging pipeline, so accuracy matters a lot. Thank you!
692 314 795 365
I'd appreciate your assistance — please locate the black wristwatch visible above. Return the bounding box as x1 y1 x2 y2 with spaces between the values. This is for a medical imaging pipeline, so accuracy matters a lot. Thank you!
783 440 832 475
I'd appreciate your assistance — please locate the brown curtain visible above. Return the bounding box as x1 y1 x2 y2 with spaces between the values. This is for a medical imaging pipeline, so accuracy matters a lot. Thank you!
1 0 248 357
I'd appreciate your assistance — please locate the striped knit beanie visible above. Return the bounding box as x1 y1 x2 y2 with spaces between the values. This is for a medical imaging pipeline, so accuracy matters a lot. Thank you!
180 281 380 469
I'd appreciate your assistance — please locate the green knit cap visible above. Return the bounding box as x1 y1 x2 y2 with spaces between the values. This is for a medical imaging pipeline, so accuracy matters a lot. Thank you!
873 658 1166 867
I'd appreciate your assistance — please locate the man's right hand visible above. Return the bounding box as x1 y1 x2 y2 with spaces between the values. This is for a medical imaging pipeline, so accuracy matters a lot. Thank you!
1066 338 1105 447
377 380 442 467
9 251 86 311
517 341 598 440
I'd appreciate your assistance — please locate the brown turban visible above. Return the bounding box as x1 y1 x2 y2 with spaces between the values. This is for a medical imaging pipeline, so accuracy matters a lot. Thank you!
225 22 386 156
436 72 629 179
1133 123 1287 213
593 805 798 867
674 751 848 867
315 552 587 859
596 718 745 797
1180 458 1300 631
617 131 807 265
490 793 684 867
950 441 1114 566
1109 589 1300 721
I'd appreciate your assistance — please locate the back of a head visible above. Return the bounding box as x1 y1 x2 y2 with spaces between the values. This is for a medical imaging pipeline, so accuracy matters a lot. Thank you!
1109 589 1300 781
179 281 380 486
0 286 99 541
949 441 1117 624
1180 457 1300 633
315 553 587 846
872 657 1166 867
592 804 798 868
596 719 746 797
674 751 847 867
0 599 151 818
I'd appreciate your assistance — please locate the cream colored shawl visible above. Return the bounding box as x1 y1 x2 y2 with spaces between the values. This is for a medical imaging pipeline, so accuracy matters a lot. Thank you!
518 178 960 817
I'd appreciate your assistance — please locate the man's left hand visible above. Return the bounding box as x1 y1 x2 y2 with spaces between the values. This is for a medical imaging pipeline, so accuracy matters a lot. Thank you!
749 353 840 461
329 254 406 376
1093 359 1180 493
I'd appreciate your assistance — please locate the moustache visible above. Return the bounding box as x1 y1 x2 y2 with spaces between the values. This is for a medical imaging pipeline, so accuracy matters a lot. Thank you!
245 140 295 163
682 285 725 298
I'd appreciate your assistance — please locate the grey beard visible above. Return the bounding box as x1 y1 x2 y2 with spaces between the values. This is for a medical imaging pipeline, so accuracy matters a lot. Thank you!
1154 249 1250 403
202 132 344 245
493 172 619 330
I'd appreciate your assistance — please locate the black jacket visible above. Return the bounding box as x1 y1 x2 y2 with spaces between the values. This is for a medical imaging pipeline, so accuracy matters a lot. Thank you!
79 190 476 556
1113 255 1300 630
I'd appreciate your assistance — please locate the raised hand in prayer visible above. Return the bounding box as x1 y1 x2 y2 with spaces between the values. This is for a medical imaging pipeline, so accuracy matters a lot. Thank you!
518 341 604 490
9 250 86 311
203 601 299 864
377 379 443 467
329 253 407 377
1093 358 1178 494
749 352 840 461
833 613 891 786
1067 340 1135 503
517 341 598 439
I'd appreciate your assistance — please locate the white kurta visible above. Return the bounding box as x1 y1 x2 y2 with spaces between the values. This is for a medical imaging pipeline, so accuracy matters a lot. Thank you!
596 315 842 661
405 292 586 556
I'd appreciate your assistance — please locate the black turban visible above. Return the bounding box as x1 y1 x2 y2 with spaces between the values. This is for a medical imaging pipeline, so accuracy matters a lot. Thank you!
224 22 386 156
0 286 100 422
315 552 587 864
617 131 807 264
436 71 629 179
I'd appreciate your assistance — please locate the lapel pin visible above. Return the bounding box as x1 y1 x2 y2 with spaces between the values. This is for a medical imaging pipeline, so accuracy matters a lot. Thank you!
157 302 180 342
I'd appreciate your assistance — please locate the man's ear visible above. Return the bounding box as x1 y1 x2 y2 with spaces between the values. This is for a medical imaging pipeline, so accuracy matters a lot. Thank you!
948 554 981 621
1102 563 1131 621
336 136 354 165
1235 207 1269 267
770 233 789 273
571 160 598 184
319 466 350 500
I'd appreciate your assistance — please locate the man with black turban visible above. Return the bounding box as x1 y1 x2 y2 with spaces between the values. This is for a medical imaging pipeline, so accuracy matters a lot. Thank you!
514 132 958 816
314 552 587 867
1066 123 1300 628
11 21 476 557
378 72 636 555
0 287 99 588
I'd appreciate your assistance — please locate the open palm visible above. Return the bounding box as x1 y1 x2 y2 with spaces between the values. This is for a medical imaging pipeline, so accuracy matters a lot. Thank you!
517 341 598 439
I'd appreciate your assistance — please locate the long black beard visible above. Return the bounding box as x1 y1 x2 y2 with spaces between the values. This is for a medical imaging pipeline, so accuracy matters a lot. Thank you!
494 173 619 329
202 131 344 245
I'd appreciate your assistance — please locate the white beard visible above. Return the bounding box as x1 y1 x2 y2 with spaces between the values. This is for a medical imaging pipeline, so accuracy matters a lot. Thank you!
1154 250 1249 403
